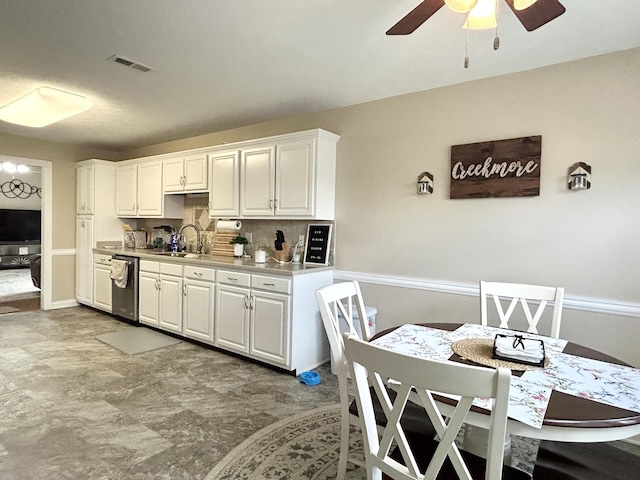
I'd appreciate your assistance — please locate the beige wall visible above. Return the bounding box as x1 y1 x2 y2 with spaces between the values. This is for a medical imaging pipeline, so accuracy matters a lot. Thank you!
126 48 640 364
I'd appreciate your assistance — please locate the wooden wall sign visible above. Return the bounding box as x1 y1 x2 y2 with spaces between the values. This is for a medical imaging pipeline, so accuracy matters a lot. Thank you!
450 136 541 199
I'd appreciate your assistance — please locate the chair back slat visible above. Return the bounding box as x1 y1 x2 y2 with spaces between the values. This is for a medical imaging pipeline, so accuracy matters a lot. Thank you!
481 280 564 338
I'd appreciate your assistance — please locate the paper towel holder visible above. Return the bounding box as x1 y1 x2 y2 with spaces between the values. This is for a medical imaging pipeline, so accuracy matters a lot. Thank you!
417 172 434 195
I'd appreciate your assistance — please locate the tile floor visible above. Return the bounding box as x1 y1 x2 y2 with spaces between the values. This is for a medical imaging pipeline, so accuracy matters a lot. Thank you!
0 306 340 479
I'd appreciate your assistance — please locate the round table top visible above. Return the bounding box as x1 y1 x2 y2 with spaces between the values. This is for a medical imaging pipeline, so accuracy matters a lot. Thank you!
372 322 640 433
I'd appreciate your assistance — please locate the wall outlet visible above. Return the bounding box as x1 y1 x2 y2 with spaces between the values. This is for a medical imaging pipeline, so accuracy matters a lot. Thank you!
245 232 253 243
298 235 305 245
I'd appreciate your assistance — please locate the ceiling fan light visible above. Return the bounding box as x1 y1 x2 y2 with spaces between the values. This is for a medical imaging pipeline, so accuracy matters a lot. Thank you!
514 0 537 10
445 0 479 13
464 0 497 29
0 87 93 128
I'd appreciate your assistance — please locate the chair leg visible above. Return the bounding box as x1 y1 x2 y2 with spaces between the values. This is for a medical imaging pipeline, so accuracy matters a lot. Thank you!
337 374 351 480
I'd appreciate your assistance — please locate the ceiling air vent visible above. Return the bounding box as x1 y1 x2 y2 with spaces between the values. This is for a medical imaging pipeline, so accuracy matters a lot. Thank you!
107 55 153 73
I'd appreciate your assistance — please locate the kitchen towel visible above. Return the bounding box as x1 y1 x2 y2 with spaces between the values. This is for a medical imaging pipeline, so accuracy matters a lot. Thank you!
216 220 242 230
110 259 128 288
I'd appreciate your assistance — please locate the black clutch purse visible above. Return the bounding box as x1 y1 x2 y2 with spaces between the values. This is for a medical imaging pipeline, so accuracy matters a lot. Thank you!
492 333 546 367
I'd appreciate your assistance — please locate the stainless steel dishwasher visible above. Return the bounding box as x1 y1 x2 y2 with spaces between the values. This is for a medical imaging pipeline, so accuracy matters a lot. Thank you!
111 254 139 323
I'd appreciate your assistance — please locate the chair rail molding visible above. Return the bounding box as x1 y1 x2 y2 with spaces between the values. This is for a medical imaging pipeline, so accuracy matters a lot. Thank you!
333 270 640 318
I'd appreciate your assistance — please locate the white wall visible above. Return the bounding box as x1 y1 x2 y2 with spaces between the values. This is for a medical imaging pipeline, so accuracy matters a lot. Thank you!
0 169 42 210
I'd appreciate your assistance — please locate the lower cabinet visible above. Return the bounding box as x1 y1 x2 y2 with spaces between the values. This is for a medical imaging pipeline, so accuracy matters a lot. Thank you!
93 254 113 312
139 260 183 333
140 260 215 342
215 270 290 368
134 258 331 374
183 265 215 344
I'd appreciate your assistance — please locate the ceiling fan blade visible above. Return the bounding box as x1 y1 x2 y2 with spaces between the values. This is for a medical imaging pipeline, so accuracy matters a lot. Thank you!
386 0 446 35
505 0 566 32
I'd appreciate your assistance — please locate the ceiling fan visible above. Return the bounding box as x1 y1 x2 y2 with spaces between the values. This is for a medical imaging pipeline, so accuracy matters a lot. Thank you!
387 0 566 35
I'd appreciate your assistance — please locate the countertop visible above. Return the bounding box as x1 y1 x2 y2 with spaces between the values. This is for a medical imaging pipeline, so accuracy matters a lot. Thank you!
93 246 334 277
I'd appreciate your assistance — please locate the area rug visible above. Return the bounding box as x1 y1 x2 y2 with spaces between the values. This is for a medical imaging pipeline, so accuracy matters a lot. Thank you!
205 404 366 480
205 405 542 480
96 327 182 355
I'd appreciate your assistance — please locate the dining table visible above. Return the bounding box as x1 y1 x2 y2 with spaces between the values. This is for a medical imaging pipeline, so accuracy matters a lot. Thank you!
370 322 640 444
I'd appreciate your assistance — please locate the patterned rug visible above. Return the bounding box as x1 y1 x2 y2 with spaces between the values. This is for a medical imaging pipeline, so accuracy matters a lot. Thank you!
205 405 542 480
205 405 365 480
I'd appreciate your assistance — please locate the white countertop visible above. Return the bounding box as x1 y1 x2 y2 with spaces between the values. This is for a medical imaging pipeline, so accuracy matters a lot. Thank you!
94 246 334 277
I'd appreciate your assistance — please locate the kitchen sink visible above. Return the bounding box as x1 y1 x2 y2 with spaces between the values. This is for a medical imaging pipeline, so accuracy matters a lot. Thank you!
154 252 207 259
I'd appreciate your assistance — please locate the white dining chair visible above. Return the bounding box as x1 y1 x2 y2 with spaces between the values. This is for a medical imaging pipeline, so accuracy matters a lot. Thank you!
480 281 565 338
343 333 530 480
315 281 435 480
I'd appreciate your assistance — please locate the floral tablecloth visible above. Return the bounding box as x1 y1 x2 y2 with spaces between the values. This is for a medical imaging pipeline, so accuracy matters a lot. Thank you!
371 323 640 429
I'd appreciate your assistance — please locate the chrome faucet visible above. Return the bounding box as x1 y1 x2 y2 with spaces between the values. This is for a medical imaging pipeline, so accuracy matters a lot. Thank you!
178 223 203 254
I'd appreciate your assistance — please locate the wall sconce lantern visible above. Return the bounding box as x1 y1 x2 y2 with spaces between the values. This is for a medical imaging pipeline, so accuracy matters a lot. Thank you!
568 162 591 191
417 171 434 195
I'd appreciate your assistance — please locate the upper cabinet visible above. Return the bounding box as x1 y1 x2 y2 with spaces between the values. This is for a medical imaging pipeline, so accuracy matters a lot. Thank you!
163 153 208 193
76 163 95 214
208 129 339 220
116 159 183 218
208 150 240 217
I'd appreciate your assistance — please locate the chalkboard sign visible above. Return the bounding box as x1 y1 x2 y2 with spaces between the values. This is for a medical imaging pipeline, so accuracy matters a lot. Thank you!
304 224 332 266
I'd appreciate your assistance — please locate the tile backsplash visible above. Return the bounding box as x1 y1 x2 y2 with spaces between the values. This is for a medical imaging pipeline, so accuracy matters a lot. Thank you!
137 193 334 263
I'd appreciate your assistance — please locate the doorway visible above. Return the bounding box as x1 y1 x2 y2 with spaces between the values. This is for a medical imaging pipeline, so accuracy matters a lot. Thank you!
0 155 51 312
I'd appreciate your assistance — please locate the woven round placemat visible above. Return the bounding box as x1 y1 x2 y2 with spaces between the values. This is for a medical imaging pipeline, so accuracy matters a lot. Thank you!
451 338 549 371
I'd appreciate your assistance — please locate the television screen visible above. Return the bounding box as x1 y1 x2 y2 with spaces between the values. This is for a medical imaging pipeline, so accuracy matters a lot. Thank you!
0 209 42 243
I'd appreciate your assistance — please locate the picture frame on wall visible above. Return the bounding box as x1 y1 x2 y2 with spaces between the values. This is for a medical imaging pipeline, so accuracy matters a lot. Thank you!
304 224 332 266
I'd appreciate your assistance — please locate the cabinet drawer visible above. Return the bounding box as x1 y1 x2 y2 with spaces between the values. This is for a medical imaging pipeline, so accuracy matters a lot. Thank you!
160 262 183 276
184 265 215 282
251 274 291 294
140 260 160 273
217 270 251 287
93 254 112 266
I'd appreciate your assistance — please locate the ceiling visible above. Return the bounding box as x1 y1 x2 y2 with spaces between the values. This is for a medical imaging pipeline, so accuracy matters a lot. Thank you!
1 1 638 152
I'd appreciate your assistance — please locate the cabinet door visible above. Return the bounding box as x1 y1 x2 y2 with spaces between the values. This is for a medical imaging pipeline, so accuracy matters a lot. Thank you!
240 145 275 216
137 161 164 216
215 284 250 353
183 279 214 343
209 151 240 217
163 157 185 193
275 138 315 217
184 153 208 191
250 291 290 366
93 264 112 312
116 164 137 216
139 272 160 326
76 164 94 214
75 216 94 304
159 274 183 333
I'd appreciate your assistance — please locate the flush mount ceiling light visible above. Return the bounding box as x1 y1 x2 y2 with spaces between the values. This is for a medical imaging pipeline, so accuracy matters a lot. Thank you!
0 87 93 128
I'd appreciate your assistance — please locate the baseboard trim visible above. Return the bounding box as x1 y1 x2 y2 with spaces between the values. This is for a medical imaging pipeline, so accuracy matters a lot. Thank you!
333 270 640 318
47 299 79 310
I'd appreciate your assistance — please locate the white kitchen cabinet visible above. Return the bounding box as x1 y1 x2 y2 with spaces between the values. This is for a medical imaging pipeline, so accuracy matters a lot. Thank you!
93 254 113 312
76 216 94 304
76 163 94 214
239 145 276 217
208 151 240 217
215 270 290 368
237 130 338 219
183 265 215 344
75 159 122 307
116 159 183 218
138 260 183 333
163 153 208 193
